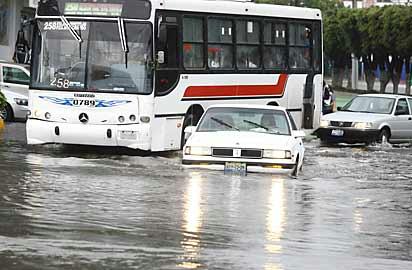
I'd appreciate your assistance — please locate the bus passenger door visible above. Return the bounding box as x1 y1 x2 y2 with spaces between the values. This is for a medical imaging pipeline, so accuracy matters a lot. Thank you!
155 12 180 96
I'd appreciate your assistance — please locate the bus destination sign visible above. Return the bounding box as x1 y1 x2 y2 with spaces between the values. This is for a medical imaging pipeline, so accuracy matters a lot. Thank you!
64 3 123 17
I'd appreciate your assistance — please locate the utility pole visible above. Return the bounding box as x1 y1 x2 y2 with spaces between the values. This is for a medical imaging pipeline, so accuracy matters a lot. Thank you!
351 0 359 90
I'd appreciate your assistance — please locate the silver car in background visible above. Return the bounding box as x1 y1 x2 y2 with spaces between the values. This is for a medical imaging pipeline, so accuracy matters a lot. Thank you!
315 94 412 144
0 61 30 121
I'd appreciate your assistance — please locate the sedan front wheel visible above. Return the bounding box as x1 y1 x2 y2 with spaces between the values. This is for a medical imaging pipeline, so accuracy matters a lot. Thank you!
377 128 390 144
0 104 13 122
291 156 300 177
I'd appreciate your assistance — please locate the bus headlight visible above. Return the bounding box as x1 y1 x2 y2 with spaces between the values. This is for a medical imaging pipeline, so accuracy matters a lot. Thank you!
263 150 292 159
319 120 329 128
184 146 211 156
140 116 150 123
118 116 125 123
129 115 136 122
352 122 373 129
45 112 51 119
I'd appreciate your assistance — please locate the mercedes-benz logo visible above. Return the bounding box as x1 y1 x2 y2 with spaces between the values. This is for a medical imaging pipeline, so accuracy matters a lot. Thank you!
79 113 89 123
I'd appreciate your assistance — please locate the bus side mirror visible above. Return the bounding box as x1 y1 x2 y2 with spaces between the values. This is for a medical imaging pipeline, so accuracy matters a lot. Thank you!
157 51 165 64
292 130 306 138
184 126 196 135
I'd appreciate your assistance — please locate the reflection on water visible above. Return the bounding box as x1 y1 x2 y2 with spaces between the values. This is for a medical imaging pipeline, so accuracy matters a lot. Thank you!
265 178 286 254
264 177 286 270
1 123 412 269
179 172 203 269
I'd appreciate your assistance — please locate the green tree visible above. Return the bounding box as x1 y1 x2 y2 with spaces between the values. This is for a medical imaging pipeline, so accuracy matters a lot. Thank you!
380 6 412 94
323 8 353 88
0 91 6 113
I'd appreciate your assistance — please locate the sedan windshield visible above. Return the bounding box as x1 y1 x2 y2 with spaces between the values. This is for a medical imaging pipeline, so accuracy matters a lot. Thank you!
197 108 291 135
31 20 153 94
342 96 395 114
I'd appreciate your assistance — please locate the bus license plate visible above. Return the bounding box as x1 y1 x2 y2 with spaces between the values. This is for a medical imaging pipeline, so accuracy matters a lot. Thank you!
119 131 137 140
224 162 247 176
331 129 344 136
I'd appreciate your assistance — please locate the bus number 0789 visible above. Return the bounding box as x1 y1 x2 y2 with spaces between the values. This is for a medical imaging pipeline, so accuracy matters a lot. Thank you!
72 99 96 107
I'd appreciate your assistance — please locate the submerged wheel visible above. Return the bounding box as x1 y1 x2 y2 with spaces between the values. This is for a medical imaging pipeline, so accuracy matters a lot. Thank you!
0 104 13 122
377 128 390 144
291 155 300 177
180 113 200 149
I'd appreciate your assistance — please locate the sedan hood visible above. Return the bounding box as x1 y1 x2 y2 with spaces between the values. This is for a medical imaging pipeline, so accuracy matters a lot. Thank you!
322 111 390 122
187 131 296 150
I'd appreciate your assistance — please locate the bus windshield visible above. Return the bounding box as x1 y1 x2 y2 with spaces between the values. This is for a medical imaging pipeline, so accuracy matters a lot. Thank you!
31 20 153 94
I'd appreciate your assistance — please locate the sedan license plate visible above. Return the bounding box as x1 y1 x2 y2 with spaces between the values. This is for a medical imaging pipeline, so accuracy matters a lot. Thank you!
224 162 247 176
331 129 344 137
119 131 137 140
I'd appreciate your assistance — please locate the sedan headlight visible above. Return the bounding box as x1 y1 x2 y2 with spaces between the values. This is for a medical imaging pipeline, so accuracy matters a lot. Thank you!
184 146 211 156
263 150 292 159
352 122 373 129
14 98 28 106
319 120 329 128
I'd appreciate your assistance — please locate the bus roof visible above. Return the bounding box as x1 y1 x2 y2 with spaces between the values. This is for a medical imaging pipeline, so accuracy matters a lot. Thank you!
156 0 322 21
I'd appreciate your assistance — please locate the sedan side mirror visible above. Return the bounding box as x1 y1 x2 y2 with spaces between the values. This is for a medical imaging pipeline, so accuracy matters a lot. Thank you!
292 130 306 138
184 126 196 135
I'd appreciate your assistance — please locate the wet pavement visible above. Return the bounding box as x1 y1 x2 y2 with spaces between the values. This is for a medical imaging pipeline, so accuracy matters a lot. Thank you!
0 123 411 270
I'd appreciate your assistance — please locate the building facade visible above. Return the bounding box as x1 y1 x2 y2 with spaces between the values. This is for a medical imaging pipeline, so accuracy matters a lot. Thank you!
0 0 36 62
342 0 411 8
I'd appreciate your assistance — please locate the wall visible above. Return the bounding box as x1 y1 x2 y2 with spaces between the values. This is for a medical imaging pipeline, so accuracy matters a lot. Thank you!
0 0 29 62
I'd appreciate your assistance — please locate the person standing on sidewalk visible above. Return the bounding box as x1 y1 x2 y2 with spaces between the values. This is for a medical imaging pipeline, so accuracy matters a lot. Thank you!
322 81 336 115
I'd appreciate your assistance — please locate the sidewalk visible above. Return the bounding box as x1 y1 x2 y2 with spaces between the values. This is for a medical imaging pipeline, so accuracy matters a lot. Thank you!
326 79 409 95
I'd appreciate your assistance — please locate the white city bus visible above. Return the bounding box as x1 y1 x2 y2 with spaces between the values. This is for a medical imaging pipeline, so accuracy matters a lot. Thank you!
27 0 323 151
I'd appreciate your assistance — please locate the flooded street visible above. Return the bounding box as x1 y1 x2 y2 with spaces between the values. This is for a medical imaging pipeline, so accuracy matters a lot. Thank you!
0 123 411 270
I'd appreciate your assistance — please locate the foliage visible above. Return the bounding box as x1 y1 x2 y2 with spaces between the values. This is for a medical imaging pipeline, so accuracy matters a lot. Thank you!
0 91 6 111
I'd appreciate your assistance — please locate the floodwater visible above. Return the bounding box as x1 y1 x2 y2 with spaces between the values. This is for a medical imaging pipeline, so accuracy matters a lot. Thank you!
0 123 411 270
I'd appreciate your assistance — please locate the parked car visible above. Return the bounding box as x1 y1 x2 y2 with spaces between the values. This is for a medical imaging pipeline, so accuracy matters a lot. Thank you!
315 94 412 144
182 104 305 176
0 61 30 121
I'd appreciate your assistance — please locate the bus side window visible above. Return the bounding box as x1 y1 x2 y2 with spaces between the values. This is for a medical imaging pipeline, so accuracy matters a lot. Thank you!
312 21 321 73
207 18 234 69
288 23 312 70
183 17 205 69
263 21 287 70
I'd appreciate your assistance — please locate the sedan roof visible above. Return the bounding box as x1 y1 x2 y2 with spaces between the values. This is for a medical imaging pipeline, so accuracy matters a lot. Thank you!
359 93 408 99
207 104 288 112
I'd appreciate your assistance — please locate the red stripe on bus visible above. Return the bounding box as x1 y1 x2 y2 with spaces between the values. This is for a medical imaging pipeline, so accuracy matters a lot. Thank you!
183 74 288 98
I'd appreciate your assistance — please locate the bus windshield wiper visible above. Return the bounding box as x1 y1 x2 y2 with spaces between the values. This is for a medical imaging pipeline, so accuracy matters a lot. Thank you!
60 15 82 43
211 117 239 131
117 17 129 69
243 119 268 130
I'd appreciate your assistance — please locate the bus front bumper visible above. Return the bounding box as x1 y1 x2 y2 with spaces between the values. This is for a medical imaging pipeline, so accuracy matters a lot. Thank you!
26 119 150 150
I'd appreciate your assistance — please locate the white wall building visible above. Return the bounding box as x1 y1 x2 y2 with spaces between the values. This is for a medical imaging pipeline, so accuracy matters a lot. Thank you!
343 0 411 8
0 0 36 62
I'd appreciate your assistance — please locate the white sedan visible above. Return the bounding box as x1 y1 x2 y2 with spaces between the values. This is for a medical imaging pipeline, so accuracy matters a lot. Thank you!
182 104 305 176
315 94 412 144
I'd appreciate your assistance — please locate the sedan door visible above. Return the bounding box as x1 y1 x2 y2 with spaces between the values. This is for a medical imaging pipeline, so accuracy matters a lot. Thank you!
390 98 412 142
0 65 30 97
